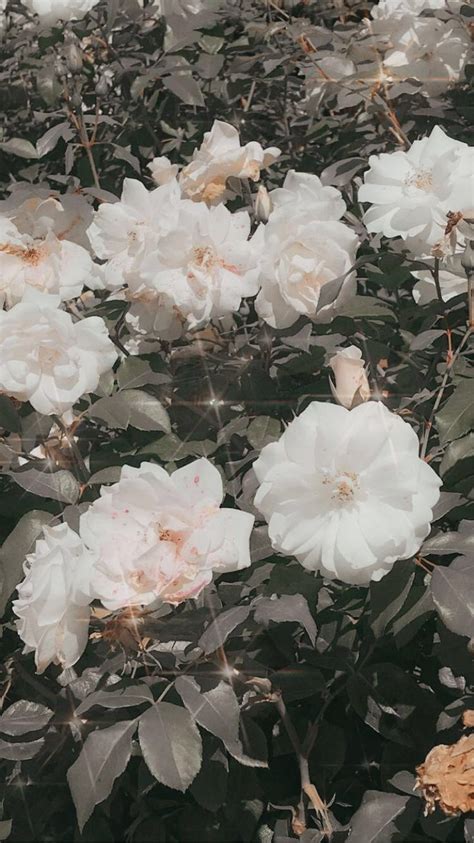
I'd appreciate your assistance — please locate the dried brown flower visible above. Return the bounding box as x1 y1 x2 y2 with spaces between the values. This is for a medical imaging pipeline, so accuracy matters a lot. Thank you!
415 734 474 816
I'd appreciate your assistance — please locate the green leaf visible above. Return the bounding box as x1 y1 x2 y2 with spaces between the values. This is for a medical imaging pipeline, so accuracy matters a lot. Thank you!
370 560 415 637
89 391 170 433
0 700 53 736
440 432 474 478
0 138 39 159
9 467 80 504
162 75 205 107
335 296 396 321
347 790 417 843
247 417 281 450
436 380 474 445
138 702 202 792
0 510 54 615
431 557 474 639
0 396 21 433
67 720 136 832
254 594 317 645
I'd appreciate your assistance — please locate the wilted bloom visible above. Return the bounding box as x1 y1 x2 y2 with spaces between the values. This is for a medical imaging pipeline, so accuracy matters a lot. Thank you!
179 120 280 205
141 202 260 330
80 459 254 610
0 292 117 415
255 171 358 328
329 346 371 409
253 401 441 585
13 524 94 673
147 156 179 186
21 0 101 25
359 126 473 255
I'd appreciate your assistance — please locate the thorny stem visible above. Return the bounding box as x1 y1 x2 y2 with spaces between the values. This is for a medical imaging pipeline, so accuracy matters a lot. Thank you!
77 111 101 191
420 325 473 460
273 691 333 837
53 414 90 485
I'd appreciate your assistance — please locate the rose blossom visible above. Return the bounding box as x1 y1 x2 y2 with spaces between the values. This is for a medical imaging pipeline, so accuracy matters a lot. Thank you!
140 201 260 331
21 0 100 24
80 458 254 610
0 292 117 415
147 156 179 186
0 219 97 308
255 171 358 328
13 524 94 674
87 178 183 289
179 120 280 205
253 401 441 585
0 184 94 249
384 17 470 98
329 346 371 409
358 126 472 255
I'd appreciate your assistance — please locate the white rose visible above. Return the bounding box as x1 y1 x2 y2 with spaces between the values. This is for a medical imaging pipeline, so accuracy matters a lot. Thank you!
80 458 254 610
0 292 117 415
253 401 441 585
358 125 472 254
0 184 94 249
180 120 280 205
141 201 260 330
13 524 94 674
269 170 347 222
147 156 180 186
384 17 470 97
87 178 183 290
21 0 100 24
329 346 371 409
0 219 96 308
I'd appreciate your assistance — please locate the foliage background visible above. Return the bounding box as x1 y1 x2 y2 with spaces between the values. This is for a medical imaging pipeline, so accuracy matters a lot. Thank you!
0 1 473 841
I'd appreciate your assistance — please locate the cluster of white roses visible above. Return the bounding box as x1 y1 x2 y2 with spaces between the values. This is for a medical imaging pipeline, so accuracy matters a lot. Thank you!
304 0 471 111
17 0 220 28
3 117 456 674
359 125 473 302
0 186 116 416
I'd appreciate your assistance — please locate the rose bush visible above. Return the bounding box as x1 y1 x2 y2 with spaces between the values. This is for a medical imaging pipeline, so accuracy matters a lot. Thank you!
0 1 472 842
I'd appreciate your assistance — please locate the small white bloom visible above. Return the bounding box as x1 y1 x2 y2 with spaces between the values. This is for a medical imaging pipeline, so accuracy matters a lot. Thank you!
147 156 180 186
359 125 472 254
0 184 94 249
412 255 467 304
21 0 100 24
0 292 117 415
141 202 260 330
384 17 470 97
329 346 371 409
80 458 254 610
253 401 441 585
87 178 183 290
13 524 94 674
256 171 358 328
180 120 280 205
0 219 96 308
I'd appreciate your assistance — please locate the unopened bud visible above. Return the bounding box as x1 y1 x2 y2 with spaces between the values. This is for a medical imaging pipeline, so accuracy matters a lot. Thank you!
329 346 371 410
95 75 108 97
66 43 83 75
55 59 68 79
254 184 272 223
70 91 83 111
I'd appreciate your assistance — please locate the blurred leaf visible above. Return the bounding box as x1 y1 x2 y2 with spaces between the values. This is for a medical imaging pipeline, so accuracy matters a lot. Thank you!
436 380 474 444
162 75 205 107
198 606 251 655
9 467 80 504
0 509 54 615
431 557 474 638
0 396 21 433
370 561 415 637
347 790 417 842
247 417 281 450
254 595 316 645
0 138 38 159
